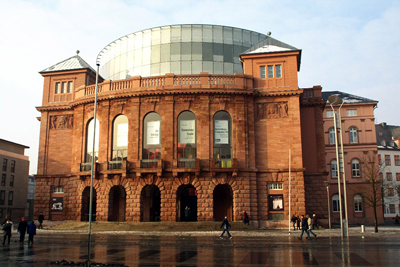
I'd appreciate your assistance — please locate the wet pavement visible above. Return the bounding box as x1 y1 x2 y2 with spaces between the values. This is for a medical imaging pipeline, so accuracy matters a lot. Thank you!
1 226 400 266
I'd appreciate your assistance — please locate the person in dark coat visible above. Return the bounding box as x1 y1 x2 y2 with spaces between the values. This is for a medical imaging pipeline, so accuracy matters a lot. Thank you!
298 215 310 240
17 217 28 244
184 206 191 222
38 212 44 229
243 211 250 225
312 214 319 229
291 215 297 230
220 216 232 239
296 215 301 230
27 221 37 245
2 219 13 245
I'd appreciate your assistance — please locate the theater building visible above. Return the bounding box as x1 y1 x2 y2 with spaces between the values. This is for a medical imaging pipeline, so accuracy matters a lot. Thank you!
34 24 327 227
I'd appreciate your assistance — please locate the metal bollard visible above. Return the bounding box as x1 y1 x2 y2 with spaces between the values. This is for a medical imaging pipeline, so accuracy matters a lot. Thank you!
361 225 365 233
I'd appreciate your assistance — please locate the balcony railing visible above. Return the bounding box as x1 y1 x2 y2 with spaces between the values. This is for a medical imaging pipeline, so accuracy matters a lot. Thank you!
108 160 123 170
80 163 92 172
177 158 197 168
140 159 159 168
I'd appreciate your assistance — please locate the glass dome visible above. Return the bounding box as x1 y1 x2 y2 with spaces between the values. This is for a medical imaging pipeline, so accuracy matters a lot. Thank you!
98 24 267 80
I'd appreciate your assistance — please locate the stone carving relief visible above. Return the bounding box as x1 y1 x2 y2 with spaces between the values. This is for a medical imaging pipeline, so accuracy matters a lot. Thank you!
49 115 73 130
257 102 288 120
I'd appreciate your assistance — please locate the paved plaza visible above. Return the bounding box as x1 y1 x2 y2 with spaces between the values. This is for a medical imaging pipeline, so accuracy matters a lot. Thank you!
0 226 399 266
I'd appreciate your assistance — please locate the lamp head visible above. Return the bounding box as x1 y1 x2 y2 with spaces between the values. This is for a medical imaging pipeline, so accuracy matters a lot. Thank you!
328 95 343 105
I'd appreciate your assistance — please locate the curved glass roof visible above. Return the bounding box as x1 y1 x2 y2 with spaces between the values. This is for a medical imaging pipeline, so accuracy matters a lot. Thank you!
98 24 268 80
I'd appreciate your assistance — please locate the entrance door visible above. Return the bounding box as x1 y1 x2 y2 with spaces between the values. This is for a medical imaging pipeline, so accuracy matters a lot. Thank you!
141 185 161 222
81 187 96 222
178 185 197 221
108 185 126 221
213 184 233 221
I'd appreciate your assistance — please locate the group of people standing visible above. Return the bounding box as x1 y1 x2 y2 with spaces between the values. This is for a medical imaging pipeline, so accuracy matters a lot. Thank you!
291 214 319 240
2 214 41 245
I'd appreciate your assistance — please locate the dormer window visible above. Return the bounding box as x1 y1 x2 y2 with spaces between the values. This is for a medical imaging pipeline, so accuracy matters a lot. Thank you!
260 64 282 79
55 81 73 94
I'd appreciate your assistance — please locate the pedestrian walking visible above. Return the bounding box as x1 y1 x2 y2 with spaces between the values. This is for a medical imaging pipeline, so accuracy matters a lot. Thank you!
307 214 317 238
220 216 232 239
395 214 399 224
38 212 44 229
184 206 191 222
296 215 301 230
17 217 28 244
243 211 250 225
291 215 297 230
312 214 319 229
298 215 310 240
27 220 37 245
2 218 13 245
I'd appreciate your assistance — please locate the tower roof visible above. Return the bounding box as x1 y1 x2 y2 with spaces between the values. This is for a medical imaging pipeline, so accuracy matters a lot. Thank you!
241 36 299 55
40 52 96 74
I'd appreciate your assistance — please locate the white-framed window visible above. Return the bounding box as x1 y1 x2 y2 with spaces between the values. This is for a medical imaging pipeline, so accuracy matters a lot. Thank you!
346 109 357 117
275 65 282 78
331 160 338 178
352 159 361 177
329 128 336 145
349 127 358 143
389 204 395 213
260 64 282 79
260 66 266 79
267 65 274 78
53 186 64 193
332 194 340 212
326 110 334 118
268 183 283 190
354 194 363 212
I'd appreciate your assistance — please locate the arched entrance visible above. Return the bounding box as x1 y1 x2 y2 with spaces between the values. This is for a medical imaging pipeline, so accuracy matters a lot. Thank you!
213 184 233 221
108 185 126 222
81 187 97 222
140 185 161 222
177 185 197 222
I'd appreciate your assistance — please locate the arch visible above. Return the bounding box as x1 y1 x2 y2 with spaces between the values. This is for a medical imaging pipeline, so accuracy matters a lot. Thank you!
111 114 128 162
85 118 100 163
108 185 126 222
328 127 336 145
332 194 340 212
142 112 161 166
140 185 161 222
177 111 197 167
349 126 358 144
81 186 97 221
213 111 232 167
351 158 361 177
213 184 233 221
177 184 197 222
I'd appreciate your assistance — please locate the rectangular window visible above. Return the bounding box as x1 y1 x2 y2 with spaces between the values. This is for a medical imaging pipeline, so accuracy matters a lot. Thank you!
0 191 4 205
378 155 382 165
380 172 383 181
8 191 13 206
385 155 391 166
388 188 394 197
387 172 393 181
332 199 340 212
389 204 395 213
268 183 283 190
61 82 67 93
346 109 357 117
55 82 60 94
1 174 5 186
2 159 7 171
267 65 274 78
9 175 14 187
326 110 334 118
10 160 15 172
275 65 282 78
67 81 73 93
53 186 64 193
395 155 400 166
396 173 400 181
260 66 266 79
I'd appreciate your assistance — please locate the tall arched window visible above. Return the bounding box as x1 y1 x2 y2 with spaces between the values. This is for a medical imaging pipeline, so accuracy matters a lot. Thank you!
111 115 128 164
142 112 161 167
354 194 363 212
349 127 358 144
332 194 340 212
213 111 232 167
85 118 99 163
329 128 336 145
352 159 361 177
331 159 338 178
177 111 196 167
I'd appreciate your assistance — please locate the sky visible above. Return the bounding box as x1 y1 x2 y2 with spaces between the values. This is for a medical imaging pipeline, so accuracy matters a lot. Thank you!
1 0 399 175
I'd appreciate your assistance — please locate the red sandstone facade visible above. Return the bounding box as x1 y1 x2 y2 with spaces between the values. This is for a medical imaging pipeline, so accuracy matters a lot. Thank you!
35 43 327 227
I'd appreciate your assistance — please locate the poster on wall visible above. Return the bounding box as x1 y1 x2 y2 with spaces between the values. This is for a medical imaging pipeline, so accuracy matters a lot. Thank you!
214 120 229 144
117 123 128 147
51 197 63 212
268 195 284 211
180 120 195 144
147 121 160 145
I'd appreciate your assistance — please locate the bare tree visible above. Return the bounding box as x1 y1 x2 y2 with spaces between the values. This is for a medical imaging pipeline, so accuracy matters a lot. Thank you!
355 152 385 233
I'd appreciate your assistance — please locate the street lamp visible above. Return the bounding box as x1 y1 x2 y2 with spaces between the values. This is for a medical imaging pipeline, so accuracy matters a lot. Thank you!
328 95 349 237
324 181 331 230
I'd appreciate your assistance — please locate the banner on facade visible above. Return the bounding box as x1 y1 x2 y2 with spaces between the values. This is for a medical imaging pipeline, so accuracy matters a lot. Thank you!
51 197 63 212
180 120 195 144
147 121 160 145
117 123 128 147
268 195 284 211
214 120 229 144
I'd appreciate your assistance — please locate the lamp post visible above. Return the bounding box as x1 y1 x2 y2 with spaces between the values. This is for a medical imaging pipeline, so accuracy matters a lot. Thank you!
324 181 331 230
328 95 349 237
